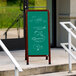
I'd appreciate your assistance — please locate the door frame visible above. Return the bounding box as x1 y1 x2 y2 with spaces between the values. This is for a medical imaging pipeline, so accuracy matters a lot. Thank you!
51 0 56 47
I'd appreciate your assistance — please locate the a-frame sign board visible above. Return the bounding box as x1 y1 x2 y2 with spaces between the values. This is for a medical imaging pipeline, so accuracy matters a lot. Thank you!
25 10 51 65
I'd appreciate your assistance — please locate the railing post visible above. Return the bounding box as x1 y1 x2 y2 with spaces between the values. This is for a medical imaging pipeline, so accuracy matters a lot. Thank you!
60 22 76 73
68 31 72 73
5 32 7 39
15 67 19 76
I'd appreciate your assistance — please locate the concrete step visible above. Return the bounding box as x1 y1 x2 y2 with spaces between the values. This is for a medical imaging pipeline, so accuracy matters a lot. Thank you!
0 49 76 76
0 63 76 76
30 71 76 76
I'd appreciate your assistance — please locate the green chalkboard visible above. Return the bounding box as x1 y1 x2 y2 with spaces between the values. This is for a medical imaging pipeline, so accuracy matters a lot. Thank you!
26 10 50 56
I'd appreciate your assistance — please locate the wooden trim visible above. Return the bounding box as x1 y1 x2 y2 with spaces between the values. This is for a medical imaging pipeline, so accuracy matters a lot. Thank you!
29 55 48 57
25 10 29 64
48 10 51 64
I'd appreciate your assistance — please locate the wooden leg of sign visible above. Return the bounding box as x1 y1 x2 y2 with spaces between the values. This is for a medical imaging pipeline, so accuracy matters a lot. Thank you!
26 49 29 65
27 56 29 65
26 51 29 65
25 51 27 60
26 56 29 65
49 50 51 64
46 55 48 60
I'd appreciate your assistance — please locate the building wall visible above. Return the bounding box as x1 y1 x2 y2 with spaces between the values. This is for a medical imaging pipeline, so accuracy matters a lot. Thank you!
56 0 70 47
47 0 76 47
56 0 76 47
70 0 76 46
70 0 76 26
70 0 76 17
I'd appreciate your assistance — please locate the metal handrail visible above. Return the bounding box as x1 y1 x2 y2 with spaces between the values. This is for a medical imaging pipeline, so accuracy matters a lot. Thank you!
0 40 23 76
60 22 76 38
61 43 76 60
60 22 76 73
3 13 23 39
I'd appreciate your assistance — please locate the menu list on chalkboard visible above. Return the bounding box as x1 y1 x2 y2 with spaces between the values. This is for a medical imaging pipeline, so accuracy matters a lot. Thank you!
25 10 51 65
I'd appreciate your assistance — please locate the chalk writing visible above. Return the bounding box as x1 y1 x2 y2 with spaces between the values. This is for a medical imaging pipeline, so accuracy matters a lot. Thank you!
33 44 43 51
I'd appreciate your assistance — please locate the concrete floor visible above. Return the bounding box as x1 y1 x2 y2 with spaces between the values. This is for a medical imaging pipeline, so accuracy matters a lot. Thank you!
0 48 76 71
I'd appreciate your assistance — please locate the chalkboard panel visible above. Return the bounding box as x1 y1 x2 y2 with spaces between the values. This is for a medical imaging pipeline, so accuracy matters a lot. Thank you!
26 10 50 56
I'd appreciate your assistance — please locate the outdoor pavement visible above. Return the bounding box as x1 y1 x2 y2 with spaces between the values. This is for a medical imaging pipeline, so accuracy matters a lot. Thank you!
0 48 76 71
0 28 23 39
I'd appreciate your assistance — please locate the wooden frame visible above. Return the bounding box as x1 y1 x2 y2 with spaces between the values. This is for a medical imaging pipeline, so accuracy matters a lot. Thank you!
25 10 51 65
